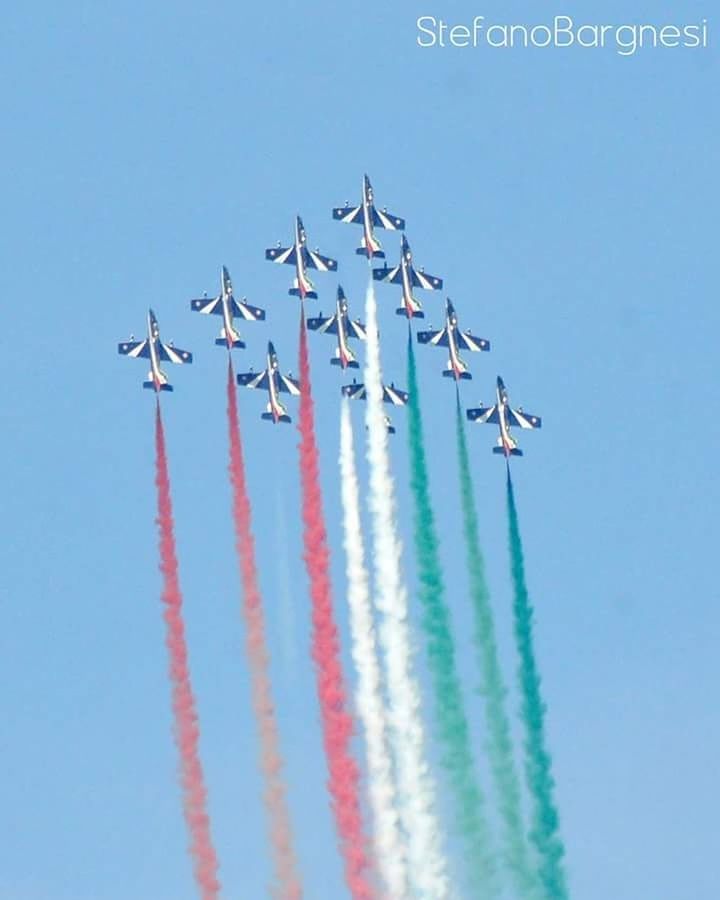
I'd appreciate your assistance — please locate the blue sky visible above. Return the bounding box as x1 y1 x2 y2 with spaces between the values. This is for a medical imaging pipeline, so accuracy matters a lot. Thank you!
1 2 718 898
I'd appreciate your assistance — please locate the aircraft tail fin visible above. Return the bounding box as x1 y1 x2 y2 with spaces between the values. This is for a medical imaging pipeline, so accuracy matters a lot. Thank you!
442 369 472 380
289 288 318 299
493 446 522 457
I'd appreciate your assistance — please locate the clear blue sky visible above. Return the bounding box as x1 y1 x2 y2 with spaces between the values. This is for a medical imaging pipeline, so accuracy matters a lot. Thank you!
1 2 718 898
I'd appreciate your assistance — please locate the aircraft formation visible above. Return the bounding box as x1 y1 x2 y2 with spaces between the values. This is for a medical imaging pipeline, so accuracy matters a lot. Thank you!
118 174 542 458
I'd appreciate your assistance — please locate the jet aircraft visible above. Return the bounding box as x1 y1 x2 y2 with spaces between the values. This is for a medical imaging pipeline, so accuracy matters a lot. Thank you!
416 298 490 380
466 376 542 457
265 216 337 300
332 174 405 259
118 309 192 392
236 341 300 424
306 286 367 369
372 235 442 318
190 265 265 349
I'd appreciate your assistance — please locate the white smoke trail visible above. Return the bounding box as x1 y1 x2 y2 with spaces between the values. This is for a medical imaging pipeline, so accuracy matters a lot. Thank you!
339 398 409 898
363 280 449 899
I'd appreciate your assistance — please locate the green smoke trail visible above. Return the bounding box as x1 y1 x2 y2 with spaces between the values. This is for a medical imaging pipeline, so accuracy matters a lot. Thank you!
406 332 497 897
454 391 540 899
506 469 569 900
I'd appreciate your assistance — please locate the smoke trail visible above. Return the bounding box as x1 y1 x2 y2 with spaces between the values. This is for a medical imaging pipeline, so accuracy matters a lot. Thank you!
154 402 221 900
454 392 538 898
506 470 569 900
339 397 408 899
226 361 302 900
296 315 374 900
406 335 497 897
363 281 448 900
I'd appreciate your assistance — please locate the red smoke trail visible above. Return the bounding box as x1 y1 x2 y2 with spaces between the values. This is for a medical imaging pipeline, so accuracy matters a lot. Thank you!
154 402 221 900
296 314 375 900
226 361 302 900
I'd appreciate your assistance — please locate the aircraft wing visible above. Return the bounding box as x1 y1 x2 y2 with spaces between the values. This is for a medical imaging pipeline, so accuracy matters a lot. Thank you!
456 331 490 353
190 295 222 315
118 339 150 359
410 268 443 291
307 313 339 335
341 381 407 404
372 263 402 285
266 245 297 266
158 342 193 365
383 385 409 406
347 318 367 340
416 327 449 348
332 204 363 225
341 382 366 400
277 373 301 395
372 208 405 231
467 404 500 424
305 248 338 272
237 370 270 390
508 408 542 429
232 297 266 321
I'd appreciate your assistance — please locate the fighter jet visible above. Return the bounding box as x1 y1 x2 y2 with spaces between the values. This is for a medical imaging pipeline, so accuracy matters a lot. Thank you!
372 235 443 318
190 265 265 349
236 341 300 424
118 309 192 393
466 376 542 457
332 174 405 259
341 379 409 406
306 286 367 370
417 298 490 380
265 216 337 300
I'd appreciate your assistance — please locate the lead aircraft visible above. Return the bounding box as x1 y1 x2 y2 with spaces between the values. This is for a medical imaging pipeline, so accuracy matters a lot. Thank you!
332 174 405 259
190 265 265 349
118 309 192 392
466 376 542 457
265 216 337 300
306 286 367 369
236 341 300 424
372 235 443 318
417 298 490 380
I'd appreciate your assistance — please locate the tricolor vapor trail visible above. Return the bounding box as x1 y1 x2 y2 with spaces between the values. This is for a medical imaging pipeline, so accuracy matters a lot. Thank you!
506 469 569 900
406 334 497 897
455 391 537 899
226 360 302 900
363 281 448 899
297 314 374 900
154 402 221 900
339 397 408 899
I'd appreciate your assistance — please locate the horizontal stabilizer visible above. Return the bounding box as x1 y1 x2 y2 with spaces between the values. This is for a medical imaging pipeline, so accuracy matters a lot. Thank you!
493 446 523 456
356 246 385 258
289 288 318 299
331 357 360 369
442 370 472 380
143 381 173 392
215 337 246 349
396 308 424 318
261 412 291 424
